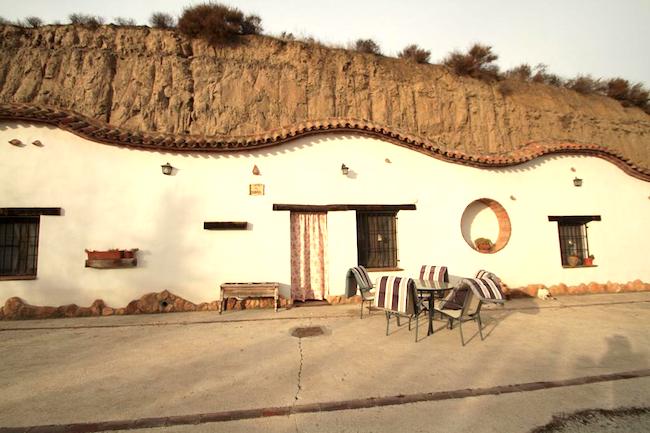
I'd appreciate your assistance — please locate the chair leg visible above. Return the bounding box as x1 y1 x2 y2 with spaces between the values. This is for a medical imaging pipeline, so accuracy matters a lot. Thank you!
415 315 419 342
408 316 412 331
367 300 372 317
396 316 401 327
459 319 465 346
385 311 390 336
477 314 484 340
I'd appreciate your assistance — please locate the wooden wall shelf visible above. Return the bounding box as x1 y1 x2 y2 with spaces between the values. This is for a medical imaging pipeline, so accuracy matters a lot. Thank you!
85 258 137 269
204 221 248 230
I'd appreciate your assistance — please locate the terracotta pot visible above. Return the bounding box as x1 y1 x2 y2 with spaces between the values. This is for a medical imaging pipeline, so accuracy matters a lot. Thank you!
583 257 594 266
567 255 581 267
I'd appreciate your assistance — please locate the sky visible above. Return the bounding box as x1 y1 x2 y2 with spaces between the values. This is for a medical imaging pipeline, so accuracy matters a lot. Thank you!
1 0 649 86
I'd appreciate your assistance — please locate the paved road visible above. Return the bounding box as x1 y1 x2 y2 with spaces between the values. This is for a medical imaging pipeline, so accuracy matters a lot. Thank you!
1 292 649 432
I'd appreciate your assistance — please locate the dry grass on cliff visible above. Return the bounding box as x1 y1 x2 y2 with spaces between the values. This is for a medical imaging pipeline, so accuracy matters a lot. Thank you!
501 63 649 113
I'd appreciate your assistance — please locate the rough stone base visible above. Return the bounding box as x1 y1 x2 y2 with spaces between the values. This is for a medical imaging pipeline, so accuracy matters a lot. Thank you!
507 279 650 298
326 295 362 305
0 290 290 321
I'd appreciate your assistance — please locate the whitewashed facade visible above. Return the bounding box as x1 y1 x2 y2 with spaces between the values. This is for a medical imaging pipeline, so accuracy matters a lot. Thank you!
1 122 649 306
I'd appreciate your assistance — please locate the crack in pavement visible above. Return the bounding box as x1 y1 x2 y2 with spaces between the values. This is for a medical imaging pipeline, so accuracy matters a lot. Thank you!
293 337 304 403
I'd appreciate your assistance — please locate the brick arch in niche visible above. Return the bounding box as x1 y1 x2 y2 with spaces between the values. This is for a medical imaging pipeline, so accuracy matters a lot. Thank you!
460 198 511 254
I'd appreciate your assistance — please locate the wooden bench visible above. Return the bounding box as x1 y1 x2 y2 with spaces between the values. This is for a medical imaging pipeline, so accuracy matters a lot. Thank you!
219 282 280 313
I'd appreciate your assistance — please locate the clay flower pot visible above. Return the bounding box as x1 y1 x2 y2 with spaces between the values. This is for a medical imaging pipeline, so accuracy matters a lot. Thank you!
474 238 494 253
567 255 581 267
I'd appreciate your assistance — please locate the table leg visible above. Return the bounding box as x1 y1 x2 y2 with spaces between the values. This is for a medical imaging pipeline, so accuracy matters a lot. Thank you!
428 296 434 335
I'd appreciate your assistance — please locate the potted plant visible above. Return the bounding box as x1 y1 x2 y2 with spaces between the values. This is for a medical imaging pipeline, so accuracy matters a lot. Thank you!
122 248 138 259
583 254 595 266
474 237 494 252
85 249 122 260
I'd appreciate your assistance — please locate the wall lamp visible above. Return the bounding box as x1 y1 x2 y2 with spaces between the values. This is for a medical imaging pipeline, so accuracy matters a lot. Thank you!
161 162 174 176
573 177 583 187
341 164 349 175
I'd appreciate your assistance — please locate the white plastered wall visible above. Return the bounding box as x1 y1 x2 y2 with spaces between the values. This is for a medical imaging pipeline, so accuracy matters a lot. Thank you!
1 122 649 306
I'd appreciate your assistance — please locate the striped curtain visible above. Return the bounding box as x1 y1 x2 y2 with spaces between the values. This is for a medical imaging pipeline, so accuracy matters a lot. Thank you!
290 212 329 301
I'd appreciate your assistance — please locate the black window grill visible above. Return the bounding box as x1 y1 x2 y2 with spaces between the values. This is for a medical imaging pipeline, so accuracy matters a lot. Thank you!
356 211 397 268
558 223 589 266
0 217 40 277
549 215 600 266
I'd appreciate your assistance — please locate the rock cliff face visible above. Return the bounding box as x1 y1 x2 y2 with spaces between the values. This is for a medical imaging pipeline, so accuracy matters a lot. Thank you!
1 24 649 174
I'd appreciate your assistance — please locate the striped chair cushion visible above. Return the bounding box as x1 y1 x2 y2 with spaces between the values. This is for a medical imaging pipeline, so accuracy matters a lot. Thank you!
464 278 505 303
419 265 449 283
346 266 374 297
373 276 414 314
350 266 373 289
475 269 499 283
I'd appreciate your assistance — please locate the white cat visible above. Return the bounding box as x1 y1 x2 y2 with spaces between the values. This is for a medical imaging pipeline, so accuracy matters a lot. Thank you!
537 288 554 300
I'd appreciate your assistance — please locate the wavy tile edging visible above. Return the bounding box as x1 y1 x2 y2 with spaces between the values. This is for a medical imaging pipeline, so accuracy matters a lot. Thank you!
2 103 649 182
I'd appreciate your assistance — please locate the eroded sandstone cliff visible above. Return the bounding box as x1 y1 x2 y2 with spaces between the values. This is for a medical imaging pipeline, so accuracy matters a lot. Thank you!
1 24 648 173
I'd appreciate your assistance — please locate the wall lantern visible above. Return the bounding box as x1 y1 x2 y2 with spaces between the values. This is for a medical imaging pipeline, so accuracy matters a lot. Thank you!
573 177 583 187
161 162 174 176
341 164 349 175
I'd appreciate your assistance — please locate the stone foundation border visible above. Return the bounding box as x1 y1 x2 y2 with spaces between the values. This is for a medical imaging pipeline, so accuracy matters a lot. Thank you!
0 290 363 321
506 279 650 298
1 281 648 320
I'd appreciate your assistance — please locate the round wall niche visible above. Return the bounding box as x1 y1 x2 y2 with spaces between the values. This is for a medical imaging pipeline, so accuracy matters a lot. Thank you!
460 198 511 254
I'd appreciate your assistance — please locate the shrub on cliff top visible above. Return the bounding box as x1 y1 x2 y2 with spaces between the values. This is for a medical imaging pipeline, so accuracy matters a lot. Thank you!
354 39 382 55
25 16 43 28
114 17 136 26
566 75 601 94
398 44 430 64
178 3 262 45
68 13 104 29
606 78 649 112
150 12 175 29
443 43 500 81
531 64 564 87
505 64 532 81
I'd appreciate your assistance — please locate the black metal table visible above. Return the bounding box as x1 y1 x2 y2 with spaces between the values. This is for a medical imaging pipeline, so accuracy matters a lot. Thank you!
413 279 455 335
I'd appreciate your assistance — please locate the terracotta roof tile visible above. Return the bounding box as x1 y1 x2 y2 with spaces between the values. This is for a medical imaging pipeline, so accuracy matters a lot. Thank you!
1 102 648 182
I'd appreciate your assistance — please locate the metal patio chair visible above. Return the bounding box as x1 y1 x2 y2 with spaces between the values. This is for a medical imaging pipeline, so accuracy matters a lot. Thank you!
346 266 375 318
432 277 505 346
374 276 428 342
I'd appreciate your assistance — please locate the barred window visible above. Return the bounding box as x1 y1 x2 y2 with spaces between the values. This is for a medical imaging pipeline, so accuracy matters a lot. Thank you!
356 211 398 269
0 217 40 278
549 216 600 267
